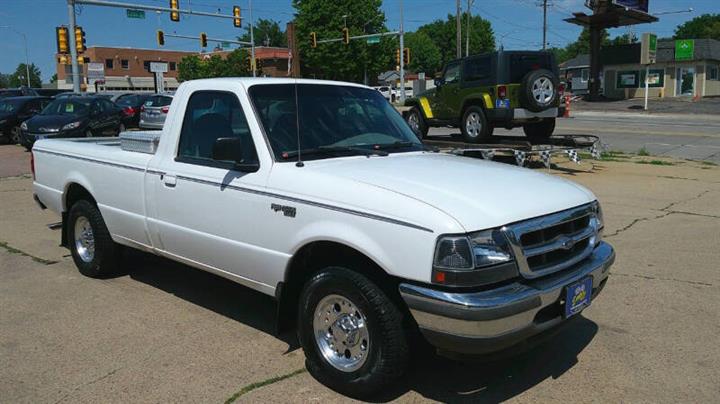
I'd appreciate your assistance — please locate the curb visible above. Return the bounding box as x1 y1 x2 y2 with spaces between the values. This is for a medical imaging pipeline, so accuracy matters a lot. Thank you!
570 110 720 121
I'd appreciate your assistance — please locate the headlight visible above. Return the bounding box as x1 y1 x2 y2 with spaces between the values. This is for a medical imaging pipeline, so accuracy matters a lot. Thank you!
20 121 28 130
590 201 604 243
432 229 516 287
62 121 82 131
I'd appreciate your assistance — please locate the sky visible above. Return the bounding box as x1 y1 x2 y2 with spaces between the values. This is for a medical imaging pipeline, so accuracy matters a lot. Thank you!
0 0 716 82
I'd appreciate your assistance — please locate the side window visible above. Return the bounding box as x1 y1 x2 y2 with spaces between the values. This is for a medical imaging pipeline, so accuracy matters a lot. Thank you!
463 56 491 81
177 91 257 166
443 62 461 84
102 99 115 111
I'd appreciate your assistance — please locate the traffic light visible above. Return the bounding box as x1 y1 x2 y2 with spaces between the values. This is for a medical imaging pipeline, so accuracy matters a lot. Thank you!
56 26 69 54
169 0 180 22
342 27 350 45
74 26 86 54
77 56 89 64
246 56 254 71
157 30 165 46
200 32 207 48
403 47 410 65
58 55 68 64
233 6 241 28
395 48 400 65
310 32 317 48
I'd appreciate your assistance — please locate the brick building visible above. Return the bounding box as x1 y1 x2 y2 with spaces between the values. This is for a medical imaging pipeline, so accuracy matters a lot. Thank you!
56 46 290 92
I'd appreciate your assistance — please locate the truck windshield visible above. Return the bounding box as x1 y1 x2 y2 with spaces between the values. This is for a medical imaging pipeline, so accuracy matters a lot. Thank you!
249 84 423 161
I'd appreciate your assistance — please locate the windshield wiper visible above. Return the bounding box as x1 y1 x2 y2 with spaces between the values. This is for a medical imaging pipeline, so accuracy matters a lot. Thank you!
375 140 438 152
281 145 388 160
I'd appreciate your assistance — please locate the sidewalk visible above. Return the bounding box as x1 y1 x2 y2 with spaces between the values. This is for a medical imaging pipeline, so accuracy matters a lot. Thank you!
570 96 720 120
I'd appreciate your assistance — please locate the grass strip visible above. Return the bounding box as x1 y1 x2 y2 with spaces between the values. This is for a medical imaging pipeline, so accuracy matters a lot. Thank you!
224 368 307 403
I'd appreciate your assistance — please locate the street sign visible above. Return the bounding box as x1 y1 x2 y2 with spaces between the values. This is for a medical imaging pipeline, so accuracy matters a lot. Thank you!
126 9 146 19
149 62 168 73
366 36 380 44
87 62 105 84
675 39 694 61
640 33 656 65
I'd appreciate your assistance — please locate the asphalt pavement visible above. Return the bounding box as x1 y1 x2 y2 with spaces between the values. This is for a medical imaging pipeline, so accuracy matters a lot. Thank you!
428 111 720 163
1 141 719 402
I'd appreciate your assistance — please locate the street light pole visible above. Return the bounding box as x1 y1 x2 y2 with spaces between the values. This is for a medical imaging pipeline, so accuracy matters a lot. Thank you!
67 0 81 93
542 0 547 50
399 0 405 103
465 0 473 57
0 26 31 87
249 0 256 77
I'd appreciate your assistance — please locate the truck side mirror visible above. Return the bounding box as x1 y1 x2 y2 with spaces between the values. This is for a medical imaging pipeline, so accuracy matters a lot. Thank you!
212 137 260 172
434 78 445 87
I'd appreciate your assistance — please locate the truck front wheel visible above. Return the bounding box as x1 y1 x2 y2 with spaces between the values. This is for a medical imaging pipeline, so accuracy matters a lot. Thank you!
461 106 492 143
67 200 121 278
297 267 409 398
523 118 556 142
406 107 429 140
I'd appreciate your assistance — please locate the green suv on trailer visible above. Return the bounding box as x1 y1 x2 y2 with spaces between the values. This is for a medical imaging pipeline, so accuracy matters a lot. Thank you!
404 50 564 143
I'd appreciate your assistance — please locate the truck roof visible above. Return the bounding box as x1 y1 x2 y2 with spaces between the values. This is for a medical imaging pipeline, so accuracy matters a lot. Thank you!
179 77 371 90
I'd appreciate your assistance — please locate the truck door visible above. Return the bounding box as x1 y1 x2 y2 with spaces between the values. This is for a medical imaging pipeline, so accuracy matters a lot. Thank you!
147 89 276 289
434 61 461 120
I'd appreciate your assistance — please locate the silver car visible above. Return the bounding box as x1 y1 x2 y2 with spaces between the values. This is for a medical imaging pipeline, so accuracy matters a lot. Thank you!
139 94 173 130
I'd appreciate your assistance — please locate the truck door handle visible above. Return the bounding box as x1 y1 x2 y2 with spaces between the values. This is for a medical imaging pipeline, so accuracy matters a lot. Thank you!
163 175 177 187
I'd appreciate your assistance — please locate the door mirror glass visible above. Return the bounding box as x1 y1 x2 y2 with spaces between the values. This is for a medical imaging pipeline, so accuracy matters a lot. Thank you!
212 137 259 172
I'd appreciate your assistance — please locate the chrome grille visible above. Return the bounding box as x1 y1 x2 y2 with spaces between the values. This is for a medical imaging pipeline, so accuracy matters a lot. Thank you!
502 203 600 279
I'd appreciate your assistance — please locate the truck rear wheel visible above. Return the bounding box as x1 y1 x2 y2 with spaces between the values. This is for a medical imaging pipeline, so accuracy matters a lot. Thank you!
67 200 121 278
406 107 428 140
523 118 556 142
461 106 491 143
297 267 409 398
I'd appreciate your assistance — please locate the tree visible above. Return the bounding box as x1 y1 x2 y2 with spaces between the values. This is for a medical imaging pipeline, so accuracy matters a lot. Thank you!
8 63 41 87
293 0 394 82
0 73 9 89
50 74 58 84
416 13 495 68
404 31 442 74
674 14 720 40
239 18 288 47
177 48 254 81
608 32 638 46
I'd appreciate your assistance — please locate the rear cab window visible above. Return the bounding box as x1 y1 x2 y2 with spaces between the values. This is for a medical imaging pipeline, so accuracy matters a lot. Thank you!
507 53 556 83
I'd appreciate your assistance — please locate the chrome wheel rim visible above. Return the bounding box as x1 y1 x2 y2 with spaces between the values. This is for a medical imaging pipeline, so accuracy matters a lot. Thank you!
407 112 420 133
313 294 370 372
465 111 482 138
74 216 95 263
532 77 554 104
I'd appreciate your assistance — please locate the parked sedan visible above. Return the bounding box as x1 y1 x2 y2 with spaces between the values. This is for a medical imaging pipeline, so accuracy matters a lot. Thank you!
20 96 124 150
0 96 52 144
114 93 151 128
0 87 39 99
139 94 173 130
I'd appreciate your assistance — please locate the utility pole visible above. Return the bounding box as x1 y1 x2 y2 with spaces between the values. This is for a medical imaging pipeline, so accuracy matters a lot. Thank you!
399 0 406 103
542 0 548 50
455 0 462 58
465 0 473 57
249 0 256 77
67 0 80 92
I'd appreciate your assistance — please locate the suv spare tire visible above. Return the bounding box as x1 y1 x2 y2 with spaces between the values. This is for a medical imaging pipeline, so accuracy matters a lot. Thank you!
520 69 559 112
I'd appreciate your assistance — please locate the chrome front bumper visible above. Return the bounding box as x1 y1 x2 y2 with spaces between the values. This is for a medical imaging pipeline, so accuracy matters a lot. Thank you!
399 241 614 354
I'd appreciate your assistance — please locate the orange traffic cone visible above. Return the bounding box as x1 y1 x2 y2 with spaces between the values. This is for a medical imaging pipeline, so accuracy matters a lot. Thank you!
563 95 571 118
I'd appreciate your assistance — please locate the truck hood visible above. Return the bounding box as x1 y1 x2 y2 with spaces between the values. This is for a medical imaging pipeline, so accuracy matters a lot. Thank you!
304 152 595 232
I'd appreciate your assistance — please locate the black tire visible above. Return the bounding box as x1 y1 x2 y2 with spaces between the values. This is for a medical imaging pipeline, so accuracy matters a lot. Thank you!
523 118 556 142
460 106 491 143
520 69 559 112
406 107 429 140
10 126 21 144
297 267 409 398
85 129 93 138
67 199 121 278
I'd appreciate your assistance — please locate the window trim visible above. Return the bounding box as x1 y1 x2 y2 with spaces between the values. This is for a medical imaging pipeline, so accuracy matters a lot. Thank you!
120 59 129 69
174 89 260 171
105 58 114 69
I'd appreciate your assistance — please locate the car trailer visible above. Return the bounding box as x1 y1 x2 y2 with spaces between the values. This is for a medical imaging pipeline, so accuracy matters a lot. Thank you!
423 134 605 168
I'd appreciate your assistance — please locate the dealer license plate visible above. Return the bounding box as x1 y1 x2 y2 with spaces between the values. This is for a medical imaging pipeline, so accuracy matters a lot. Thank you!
564 277 592 318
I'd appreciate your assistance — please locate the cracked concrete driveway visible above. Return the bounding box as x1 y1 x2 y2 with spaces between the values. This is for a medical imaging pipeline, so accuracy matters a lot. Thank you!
1 145 718 403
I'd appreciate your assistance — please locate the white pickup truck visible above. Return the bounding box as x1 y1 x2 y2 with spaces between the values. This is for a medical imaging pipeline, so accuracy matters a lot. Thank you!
32 78 614 397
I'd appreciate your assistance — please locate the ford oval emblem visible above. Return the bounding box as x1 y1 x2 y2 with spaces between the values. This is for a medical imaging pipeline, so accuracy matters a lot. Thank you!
559 236 575 250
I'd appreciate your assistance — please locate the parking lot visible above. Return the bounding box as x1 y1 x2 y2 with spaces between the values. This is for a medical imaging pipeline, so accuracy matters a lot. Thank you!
1 142 719 403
